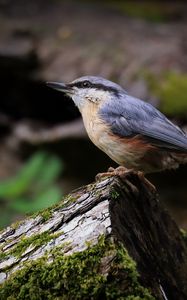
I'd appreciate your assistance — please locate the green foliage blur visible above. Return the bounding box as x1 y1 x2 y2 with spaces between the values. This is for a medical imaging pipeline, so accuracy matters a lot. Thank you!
99 0 184 23
146 72 187 118
0 152 63 229
157 73 187 117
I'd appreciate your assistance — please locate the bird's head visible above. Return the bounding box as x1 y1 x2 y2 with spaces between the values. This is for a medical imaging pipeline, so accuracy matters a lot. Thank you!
47 76 124 112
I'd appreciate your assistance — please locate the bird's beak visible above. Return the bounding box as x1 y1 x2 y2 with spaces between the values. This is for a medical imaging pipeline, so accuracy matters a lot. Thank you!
46 81 72 94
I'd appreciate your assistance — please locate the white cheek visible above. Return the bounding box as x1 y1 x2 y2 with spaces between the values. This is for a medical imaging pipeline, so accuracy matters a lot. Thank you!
71 92 85 110
86 89 110 102
71 88 111 111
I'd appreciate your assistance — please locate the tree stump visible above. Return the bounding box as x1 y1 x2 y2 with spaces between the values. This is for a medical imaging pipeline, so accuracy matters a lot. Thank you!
0 171 187 299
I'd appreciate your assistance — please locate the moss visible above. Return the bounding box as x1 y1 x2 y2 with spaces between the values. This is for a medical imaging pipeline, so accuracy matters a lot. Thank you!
0 231 61 263
64 194 79 204
145 72 187 118
110 189 120 200
0 252 7 261
33 192 80 222
105 245 154 300
15 232 61 258
181 229 187 247
40 210 53 222
0 236 155 299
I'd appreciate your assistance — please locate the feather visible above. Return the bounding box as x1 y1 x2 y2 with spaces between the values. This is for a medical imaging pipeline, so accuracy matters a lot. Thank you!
99 93 187 152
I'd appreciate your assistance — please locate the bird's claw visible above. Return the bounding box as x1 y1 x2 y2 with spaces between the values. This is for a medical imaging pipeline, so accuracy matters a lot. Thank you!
95 166 134 181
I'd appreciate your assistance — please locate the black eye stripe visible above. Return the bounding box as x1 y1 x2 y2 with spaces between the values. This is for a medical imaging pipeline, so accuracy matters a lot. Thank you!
80 81 91 88
68 81 91 88
68 81 119 95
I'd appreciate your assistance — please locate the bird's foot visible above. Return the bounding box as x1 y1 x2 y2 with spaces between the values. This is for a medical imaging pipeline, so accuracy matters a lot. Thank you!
95 167 156 193
137 171 156 192
95 166 134 181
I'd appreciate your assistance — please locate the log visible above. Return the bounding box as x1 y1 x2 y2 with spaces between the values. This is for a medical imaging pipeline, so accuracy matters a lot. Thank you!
0 171 187 300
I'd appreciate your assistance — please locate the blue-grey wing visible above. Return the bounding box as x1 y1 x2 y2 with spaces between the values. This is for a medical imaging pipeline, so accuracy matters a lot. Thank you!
99 93 187 152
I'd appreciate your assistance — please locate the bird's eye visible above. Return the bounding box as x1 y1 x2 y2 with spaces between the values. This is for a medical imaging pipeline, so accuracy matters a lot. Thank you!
81 81 91 88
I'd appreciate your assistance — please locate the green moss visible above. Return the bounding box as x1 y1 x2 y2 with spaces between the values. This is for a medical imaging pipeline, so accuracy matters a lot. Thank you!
181 229 187 247
14 232 60 258
33 192 80 222
64 194 79 204
105 245 154 300
40 210 53 222
0 231 61 263
0 252 7 261
11 220 23 230
0 236 154 299
110 189 120 200
145 72 187 118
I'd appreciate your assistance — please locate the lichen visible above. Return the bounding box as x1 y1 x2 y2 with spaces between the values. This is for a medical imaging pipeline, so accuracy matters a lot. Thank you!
145 72 187 118
0 236 155 299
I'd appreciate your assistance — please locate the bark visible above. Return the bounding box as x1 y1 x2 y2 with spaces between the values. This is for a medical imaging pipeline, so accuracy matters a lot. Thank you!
0 171 187 299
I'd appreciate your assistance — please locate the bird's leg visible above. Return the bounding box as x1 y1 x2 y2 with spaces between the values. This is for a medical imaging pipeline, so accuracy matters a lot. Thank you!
95 166 133 181
96 167 156 193
137 171 156 192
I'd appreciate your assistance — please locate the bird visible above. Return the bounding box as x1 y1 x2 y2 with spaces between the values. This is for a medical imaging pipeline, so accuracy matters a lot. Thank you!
47 76 187 175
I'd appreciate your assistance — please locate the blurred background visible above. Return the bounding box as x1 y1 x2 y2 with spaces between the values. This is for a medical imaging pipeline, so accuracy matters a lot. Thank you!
0 0 187 229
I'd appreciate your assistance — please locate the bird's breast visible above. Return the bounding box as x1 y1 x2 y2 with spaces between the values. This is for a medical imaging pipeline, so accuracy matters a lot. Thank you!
81 102 109 148
81 102 141 167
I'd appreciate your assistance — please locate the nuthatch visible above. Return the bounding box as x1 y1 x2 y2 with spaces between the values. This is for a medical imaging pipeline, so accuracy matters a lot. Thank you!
47 76 187 173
